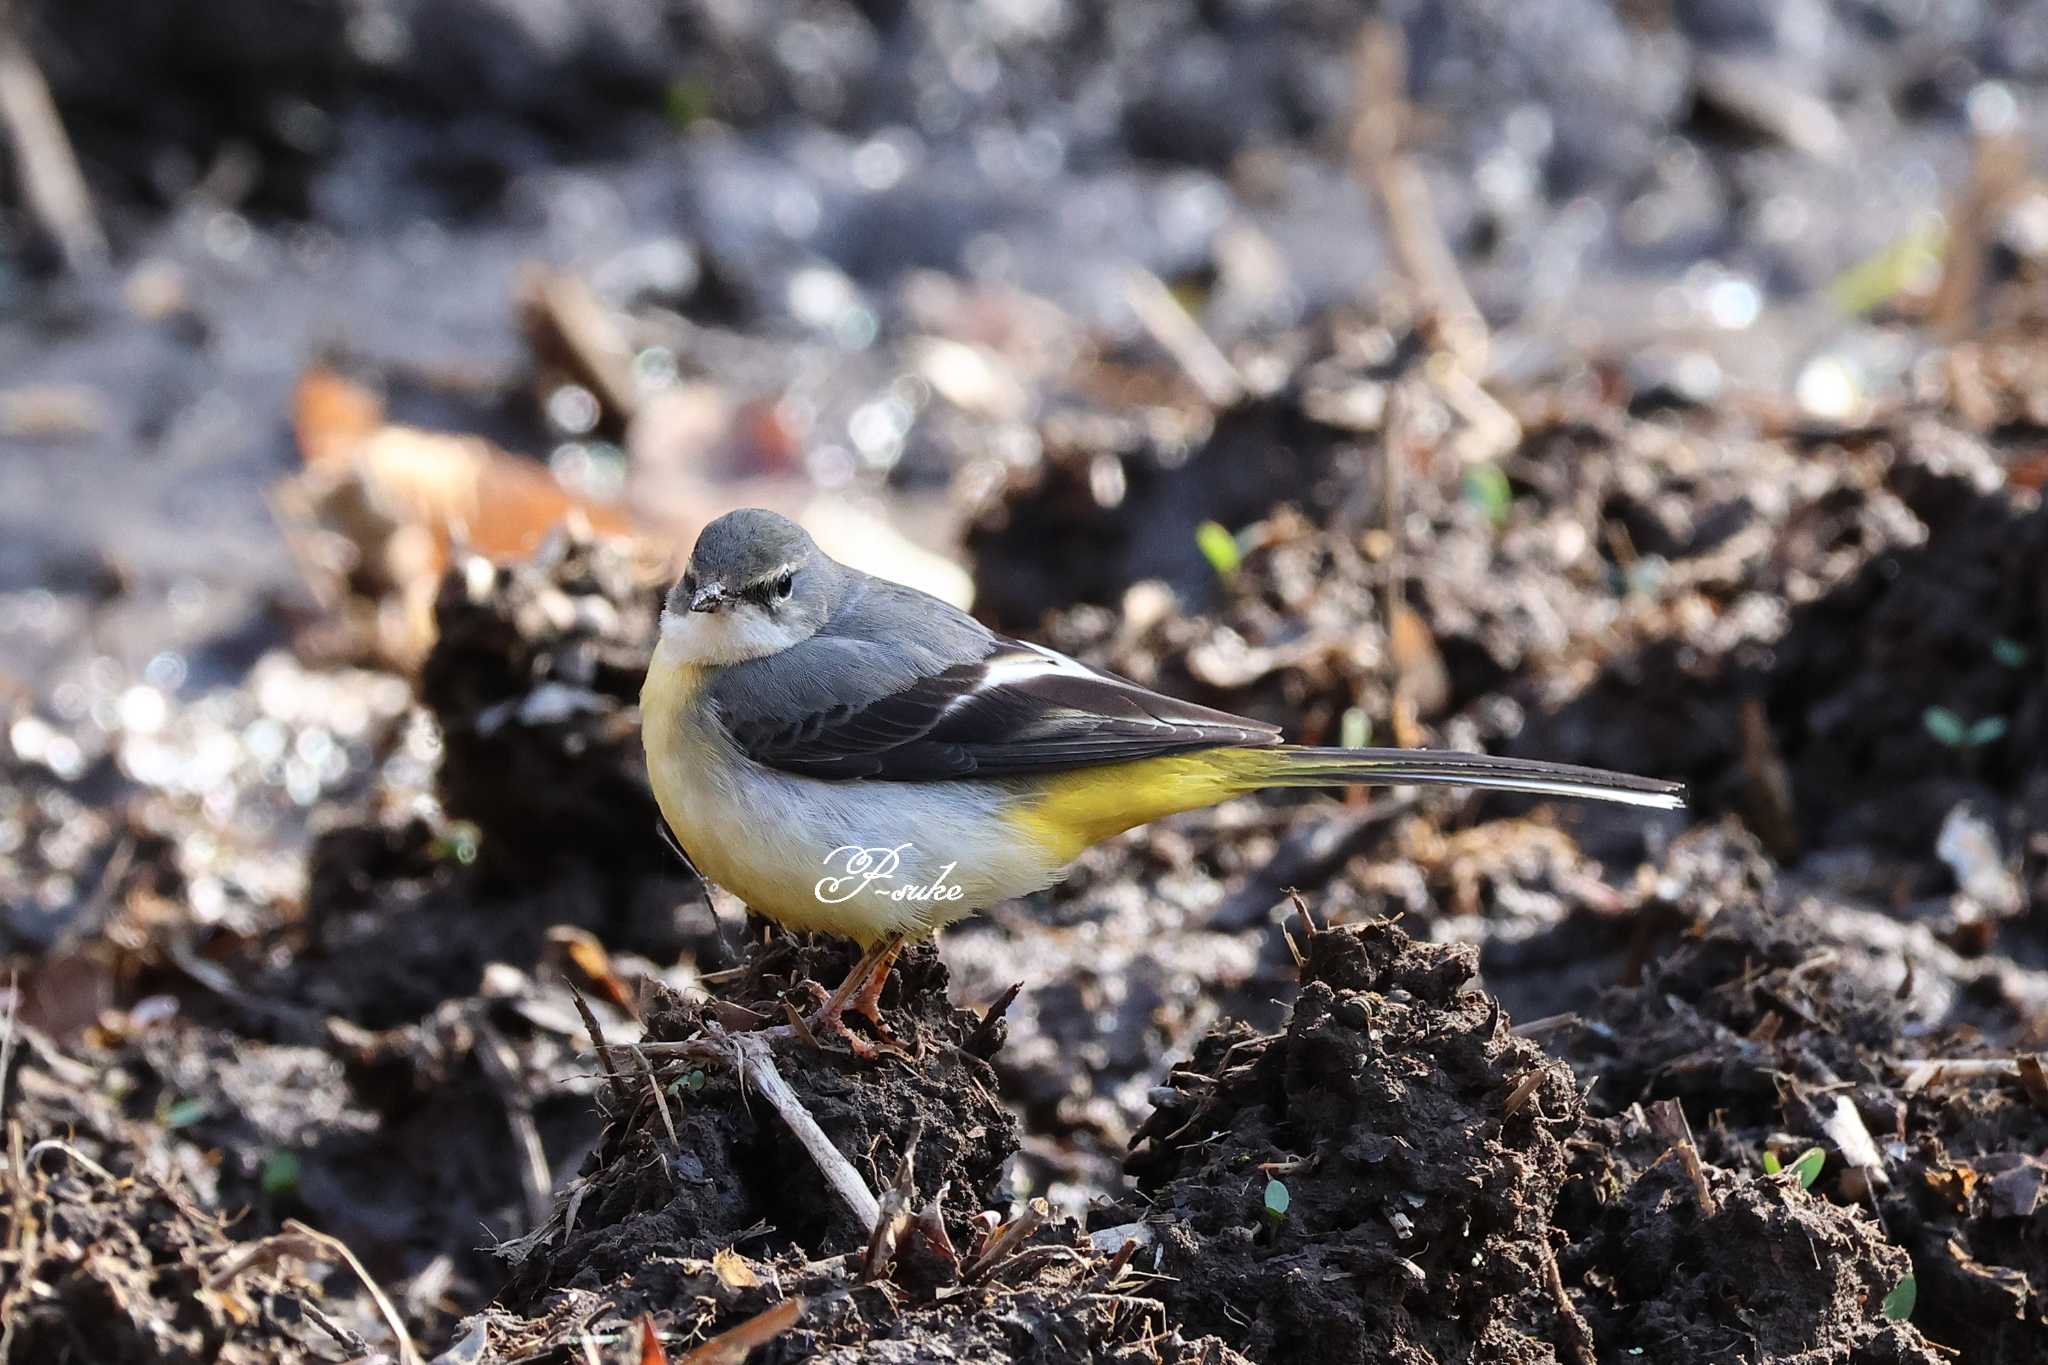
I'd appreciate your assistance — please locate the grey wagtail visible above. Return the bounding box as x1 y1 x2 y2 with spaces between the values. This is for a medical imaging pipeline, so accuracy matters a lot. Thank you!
642 508 1683 1049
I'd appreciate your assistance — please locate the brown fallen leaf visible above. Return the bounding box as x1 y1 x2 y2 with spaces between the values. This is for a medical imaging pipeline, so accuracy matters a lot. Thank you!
638 1314 670 1365
711 1247 760 1291
544 926 638 1016
678 1298 805 1365
280 366 636 668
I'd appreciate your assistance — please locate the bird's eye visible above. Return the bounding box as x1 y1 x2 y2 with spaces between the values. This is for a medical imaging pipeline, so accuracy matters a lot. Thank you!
775 570 794 599
681 571 697 595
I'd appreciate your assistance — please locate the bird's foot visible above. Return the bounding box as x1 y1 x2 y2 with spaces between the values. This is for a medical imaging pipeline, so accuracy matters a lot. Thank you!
798 936 908 1059
796 1001 893 1060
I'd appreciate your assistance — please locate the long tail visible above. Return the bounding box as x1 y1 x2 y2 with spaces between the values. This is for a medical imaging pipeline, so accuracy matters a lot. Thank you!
1249 746 1686 811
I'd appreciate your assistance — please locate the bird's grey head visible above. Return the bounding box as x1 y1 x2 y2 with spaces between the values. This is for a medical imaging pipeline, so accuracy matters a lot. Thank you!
661 509 842 664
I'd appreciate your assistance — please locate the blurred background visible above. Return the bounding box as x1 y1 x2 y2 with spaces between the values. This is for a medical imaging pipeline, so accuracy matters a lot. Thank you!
7 0 2048 668
3 2 2047 1361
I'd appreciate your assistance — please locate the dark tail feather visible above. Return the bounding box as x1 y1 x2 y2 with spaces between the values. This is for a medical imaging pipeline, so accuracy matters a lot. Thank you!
1251 746 1686 811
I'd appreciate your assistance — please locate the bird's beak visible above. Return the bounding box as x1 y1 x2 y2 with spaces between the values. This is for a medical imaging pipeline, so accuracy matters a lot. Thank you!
688 582 729 613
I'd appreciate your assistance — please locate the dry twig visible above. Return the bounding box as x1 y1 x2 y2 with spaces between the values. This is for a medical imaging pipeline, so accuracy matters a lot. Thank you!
1350 22 1484 369
1122 266 1246 408
209 1220 422 1365
730 1033 880 1233
472 1013 554 1233
1647 1098 1717 1216
0 0 106 275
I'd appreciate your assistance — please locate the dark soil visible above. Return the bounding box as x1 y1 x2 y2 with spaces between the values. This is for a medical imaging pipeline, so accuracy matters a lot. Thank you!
484 936 1245 1364
1114 918 1590 1364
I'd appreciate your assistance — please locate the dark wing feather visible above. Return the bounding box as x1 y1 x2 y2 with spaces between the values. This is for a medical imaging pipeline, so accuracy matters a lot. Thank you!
712 632 1280 781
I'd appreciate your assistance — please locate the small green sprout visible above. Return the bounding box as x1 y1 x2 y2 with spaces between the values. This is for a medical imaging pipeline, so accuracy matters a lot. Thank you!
1991 638 2028 669
1462 464 1513 526
1881 1274 1917 1321
162 1097 209 1129
1263 1178 1291 1221
432 821 481 865
1195 521 1242 580
1762 1150 1781 1176
665 78 715 129
1789 1147 1826 1189
261 1151 302 1196
1923 707 2005 749
1339 707 1372 751
1827 222 1946 316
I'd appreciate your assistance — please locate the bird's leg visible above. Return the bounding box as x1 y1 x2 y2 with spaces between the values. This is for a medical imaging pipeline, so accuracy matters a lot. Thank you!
846 935 906 1033
805 933 908 1055
807 938 886 1027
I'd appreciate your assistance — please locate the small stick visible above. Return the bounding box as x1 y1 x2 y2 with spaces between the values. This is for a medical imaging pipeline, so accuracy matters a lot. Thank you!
963 1199 1048 1282
569 983 631 1113
1503 1070 1546 1118
0 969 18 1135
210 1222 422 1365
1510 1013 1579 1039
1350 22 1485 370
472 1015 553 1233
297 1295 373 1357
1122 266 1246 408
1893 1056 2040 1093
22 1138 116 1182
1539 1237 1597 1365
0 0 107 275
632 1047 680 1151
730 1033 879 1233
1647 1098 1716 1216
862 1145 916 1281
962 982 1022 1056
289 1220 423 1365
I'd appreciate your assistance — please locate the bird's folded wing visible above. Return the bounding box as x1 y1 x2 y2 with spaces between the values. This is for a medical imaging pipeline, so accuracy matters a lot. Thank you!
708 635 1281 780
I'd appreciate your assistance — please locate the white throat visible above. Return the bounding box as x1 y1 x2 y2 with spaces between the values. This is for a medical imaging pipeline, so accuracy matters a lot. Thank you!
660 605 807 666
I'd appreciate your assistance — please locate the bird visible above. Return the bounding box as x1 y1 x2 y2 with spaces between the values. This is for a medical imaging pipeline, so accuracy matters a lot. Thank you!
641 508 1683 1053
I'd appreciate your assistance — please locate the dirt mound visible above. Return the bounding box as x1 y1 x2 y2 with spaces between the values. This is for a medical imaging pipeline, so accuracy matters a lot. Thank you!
0 1022 340 1363
1111 916 1588 1363
1566 1145 1936 1365
1555 825 2048 1361
483 935 1246 1362
1097 911 1959 1365
418 529 674 887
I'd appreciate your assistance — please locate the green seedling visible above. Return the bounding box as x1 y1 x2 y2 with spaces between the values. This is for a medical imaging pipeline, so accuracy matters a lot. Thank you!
1339 707 1372 751
1195 521 1242 580
665 78 714 129
1923 707 2005 749
1827 222 1946 316
1462 464 1513 526
162 1097 209 1129
1991 638 2028 669
1263 1178 1291 1221
1881 1274 1917 1322
1762 1146 1825 1187
261 1151 302 1196
432 821 481 866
